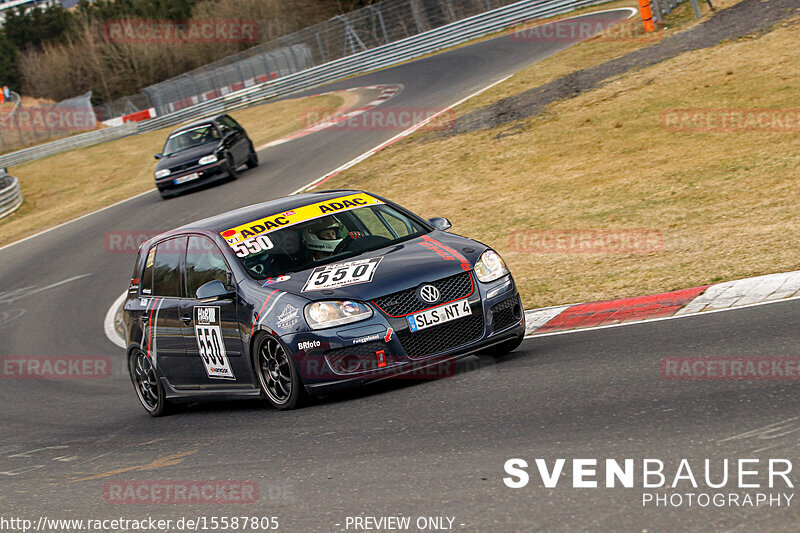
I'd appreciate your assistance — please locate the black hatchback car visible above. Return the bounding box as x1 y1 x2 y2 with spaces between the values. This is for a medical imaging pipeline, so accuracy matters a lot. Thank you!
123 190 525 415
154 114 258 199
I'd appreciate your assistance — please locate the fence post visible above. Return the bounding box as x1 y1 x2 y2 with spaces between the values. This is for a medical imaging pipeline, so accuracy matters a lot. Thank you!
690 0 702 18
409 0 424 34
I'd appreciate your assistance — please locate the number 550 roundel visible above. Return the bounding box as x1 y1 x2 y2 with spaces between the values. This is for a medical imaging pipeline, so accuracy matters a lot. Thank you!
123 190 524 416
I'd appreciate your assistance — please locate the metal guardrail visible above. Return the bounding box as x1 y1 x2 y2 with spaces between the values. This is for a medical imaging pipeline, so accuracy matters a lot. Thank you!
0 122 138 169
0 0 614 169
0 170 23 220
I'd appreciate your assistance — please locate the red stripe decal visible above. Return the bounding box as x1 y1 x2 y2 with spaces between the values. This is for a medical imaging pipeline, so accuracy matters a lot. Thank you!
146 298 159 359
252 290 280 335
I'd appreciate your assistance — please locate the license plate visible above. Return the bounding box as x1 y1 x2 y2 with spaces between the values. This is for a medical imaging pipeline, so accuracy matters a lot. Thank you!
174 172 199 185
407 298 471 332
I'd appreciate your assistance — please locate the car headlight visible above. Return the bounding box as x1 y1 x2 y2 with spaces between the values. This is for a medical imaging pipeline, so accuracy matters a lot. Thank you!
198 154 218 165
154 169 171 179
304 300 373 330
474 249 509 283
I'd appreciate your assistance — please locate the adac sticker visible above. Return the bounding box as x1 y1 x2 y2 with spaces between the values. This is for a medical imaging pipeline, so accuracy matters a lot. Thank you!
220 193 384 246
263 274 291 286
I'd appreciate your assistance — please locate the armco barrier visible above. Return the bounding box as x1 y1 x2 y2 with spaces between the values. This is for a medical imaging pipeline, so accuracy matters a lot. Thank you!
0 0 616 168
0 122 138 169
0 170 22 220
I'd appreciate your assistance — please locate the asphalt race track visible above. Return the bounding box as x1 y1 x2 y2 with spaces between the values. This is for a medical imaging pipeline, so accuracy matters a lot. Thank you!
1 8 798 532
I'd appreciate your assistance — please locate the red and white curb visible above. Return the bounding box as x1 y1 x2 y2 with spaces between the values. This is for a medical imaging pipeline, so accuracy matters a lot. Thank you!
258 84 402 150
524 270 800 337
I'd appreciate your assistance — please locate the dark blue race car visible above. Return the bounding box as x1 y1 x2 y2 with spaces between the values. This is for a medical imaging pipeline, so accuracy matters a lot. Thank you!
123 190 525 415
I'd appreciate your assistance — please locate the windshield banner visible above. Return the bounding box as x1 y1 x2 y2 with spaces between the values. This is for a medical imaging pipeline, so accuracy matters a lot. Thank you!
220 193 384 247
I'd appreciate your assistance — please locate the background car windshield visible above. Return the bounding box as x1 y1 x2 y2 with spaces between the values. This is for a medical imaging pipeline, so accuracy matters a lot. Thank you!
237 204 427 280
163 125 220 155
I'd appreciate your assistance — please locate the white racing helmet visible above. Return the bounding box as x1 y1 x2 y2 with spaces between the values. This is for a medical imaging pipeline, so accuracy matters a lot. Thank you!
303 217 344 254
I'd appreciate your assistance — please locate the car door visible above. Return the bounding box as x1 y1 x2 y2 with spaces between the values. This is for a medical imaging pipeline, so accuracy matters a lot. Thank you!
217 117 247 166
180 235 250 387
219 115 248 164
139 236 198 388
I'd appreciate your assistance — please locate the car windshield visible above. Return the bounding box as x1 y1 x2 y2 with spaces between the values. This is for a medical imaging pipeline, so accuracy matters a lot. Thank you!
162 124 220 155
232 204 428 280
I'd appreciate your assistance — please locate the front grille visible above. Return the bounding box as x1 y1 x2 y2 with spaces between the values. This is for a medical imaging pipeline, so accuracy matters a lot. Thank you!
324 341 399 374
171 162 199 173
491 296 521 332
372 272 473 317
399 314 484 359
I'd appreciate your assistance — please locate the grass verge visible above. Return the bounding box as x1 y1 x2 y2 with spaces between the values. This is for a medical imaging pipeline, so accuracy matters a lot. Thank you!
321 10 800 308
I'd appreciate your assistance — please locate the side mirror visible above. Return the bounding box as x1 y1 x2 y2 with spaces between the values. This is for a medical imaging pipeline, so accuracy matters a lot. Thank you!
428 217 452 232
196 280 232 301
154 153 162 160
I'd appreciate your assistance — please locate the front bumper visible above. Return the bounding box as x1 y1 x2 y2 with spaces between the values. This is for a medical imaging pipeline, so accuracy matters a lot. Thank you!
284 272 525 393
155 161 229 195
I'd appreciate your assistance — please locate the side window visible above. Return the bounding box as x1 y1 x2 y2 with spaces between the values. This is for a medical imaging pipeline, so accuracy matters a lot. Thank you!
217 120 233 135
186 236 230 299
140 247 155 295
220 115 241 131
150 237 186 297
352 208 394 239
378 207 416 237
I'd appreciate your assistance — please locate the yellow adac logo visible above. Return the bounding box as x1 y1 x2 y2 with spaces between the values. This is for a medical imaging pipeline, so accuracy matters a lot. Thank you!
220 193 383 245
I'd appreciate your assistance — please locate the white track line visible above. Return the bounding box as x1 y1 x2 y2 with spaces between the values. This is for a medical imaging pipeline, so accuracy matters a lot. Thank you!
0 188 156 253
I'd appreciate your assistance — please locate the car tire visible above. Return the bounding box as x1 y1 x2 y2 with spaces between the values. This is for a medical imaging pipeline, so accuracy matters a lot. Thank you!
253 332 308 410
128 349 173 417
246 144 258 169
225 153 239 179
159 191 173 200
482 334 524 357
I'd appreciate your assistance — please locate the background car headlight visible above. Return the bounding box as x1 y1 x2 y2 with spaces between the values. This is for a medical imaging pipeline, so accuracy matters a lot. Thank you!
154 169 171 179
198 154 218 165
474 249 509 283
304 300 373 330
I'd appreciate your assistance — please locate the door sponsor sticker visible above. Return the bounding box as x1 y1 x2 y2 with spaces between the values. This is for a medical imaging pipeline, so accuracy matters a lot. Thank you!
407 298 472 332
276 304 299 329
194 306 235 380
302 257 383 292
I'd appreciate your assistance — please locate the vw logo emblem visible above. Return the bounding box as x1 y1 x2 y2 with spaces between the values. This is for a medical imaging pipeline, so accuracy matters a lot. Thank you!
418 284 440 304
